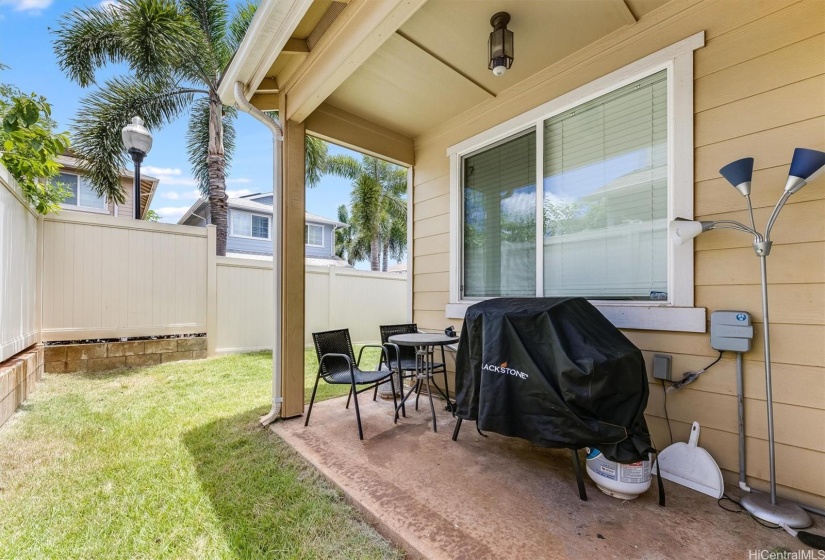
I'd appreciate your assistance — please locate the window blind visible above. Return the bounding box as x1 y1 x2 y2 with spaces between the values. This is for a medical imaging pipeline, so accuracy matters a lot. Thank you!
542 70 668 300
463 130 536 298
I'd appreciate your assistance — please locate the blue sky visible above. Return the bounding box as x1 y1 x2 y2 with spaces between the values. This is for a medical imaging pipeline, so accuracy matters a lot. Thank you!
0 0 359 227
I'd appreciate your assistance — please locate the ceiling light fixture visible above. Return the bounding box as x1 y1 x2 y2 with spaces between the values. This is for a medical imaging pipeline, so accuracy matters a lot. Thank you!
488 12 513 77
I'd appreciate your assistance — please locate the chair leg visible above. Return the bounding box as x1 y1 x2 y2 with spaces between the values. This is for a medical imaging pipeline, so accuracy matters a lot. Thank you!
399 371 407 417
305 373 322 427
351 381 364 440
373 384 378 401
346 386 353 409
385 373 395 410
451 418 463 441
425 374 437 433
571 449 588 501
415 379 421 411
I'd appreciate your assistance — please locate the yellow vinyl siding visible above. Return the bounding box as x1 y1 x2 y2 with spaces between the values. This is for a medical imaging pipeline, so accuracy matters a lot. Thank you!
410 0 825 506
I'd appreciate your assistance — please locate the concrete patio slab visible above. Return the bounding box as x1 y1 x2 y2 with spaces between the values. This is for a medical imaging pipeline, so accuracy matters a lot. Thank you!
272 394 822 560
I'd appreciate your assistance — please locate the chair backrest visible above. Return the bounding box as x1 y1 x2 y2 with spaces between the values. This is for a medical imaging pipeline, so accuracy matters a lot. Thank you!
379 323 418 365
313 329 356 376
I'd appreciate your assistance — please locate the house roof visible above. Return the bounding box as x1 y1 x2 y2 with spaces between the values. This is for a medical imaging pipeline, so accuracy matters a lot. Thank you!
56 154 160 219
177 194 347 228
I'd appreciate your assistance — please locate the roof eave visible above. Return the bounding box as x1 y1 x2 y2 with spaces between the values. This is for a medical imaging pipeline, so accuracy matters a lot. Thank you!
217 0 315 106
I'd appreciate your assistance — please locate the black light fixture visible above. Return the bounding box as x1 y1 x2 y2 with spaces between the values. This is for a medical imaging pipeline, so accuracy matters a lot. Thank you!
488 12 513 77
121 116 153 219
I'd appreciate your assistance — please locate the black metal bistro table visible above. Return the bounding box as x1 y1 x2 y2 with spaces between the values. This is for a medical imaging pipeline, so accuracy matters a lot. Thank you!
388 332 458 433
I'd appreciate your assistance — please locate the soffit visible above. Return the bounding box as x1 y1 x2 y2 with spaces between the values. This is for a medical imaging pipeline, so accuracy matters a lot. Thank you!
323 0 646 138
265 0 347 90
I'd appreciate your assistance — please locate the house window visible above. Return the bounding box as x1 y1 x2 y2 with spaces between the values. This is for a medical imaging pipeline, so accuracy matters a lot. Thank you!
543 70 668 300
231 212 270 239
305 224 324 247
448 33 704 330
463 130 536 297
55 172 106 211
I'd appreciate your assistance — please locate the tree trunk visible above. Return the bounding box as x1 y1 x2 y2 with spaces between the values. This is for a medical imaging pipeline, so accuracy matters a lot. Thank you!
370 237 380 271
382 240 388 272
207 91 228 256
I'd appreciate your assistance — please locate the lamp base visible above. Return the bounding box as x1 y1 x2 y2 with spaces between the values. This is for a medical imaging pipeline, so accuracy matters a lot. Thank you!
739 492 812 528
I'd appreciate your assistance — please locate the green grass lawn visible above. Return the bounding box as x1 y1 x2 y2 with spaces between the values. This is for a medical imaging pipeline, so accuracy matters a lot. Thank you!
0 349 399 560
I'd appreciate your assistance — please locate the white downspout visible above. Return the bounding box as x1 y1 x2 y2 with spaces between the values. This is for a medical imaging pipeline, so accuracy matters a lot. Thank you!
234 81 284 426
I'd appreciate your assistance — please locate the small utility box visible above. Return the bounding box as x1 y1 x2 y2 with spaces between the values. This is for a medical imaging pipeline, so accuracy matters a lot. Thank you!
710 311 754 353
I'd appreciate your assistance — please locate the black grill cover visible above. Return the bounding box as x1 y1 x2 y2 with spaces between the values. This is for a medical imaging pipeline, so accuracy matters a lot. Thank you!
454 297 653 463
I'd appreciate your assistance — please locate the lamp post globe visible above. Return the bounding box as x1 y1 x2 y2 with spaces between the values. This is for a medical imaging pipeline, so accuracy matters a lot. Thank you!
121 116 153 219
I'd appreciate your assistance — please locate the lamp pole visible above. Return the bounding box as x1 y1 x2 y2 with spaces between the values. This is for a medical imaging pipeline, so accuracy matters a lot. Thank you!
671 148 825 528
121 116 153 219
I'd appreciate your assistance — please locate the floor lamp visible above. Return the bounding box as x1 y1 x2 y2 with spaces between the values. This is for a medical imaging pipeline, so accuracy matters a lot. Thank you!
671 147 825 528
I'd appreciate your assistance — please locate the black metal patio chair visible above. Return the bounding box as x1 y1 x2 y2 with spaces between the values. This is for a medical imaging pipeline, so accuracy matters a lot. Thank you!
306 328 399 440
379 323 448 416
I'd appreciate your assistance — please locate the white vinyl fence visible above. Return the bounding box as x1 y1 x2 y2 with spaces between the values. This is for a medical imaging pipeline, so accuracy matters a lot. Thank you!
32 209 406 352
2 170 407 359
304 266 408 346
215 260 408 353
41 212 209 341
215 256 273 354
0 167 39 362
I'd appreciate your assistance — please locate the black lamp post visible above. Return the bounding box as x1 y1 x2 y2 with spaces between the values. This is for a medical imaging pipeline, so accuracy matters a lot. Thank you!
121 116 153 219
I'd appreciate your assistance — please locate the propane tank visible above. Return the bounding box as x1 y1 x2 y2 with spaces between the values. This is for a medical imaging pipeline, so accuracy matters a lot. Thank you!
585 448 652 500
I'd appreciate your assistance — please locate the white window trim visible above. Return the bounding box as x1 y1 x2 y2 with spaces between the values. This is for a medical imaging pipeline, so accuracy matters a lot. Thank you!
229 211 272 240
305 223 325 248
58 173 109 213
446 32 706 332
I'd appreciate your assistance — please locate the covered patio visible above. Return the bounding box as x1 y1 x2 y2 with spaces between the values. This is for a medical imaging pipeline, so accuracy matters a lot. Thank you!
221 0 825 550
274 394 818 559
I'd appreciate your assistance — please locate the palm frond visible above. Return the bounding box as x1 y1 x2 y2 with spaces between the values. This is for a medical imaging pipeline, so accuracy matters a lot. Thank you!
72 75 199 202
53 4 128 86
350 173 382 240
305 135 328 188
120 0 218 84
226 1 258 62
180 0 227 51
186 98 236 196
325 154 362 181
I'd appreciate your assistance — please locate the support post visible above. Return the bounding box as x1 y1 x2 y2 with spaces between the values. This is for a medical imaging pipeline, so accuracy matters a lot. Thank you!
279 117 307 418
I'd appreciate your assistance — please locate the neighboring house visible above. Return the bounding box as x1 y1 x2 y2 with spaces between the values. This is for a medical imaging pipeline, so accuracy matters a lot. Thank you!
178 192 350 266
55 153 159 219
219 0 825 508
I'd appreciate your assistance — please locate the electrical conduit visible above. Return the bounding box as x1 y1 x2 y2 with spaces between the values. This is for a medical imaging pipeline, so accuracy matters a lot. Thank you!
234 81 284 425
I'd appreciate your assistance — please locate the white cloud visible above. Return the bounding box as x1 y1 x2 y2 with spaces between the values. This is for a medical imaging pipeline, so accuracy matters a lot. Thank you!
226 189 253 198
227 177 252 185
0 0 52 12
142 166 198 187
153 206 192 223
98 0 119 7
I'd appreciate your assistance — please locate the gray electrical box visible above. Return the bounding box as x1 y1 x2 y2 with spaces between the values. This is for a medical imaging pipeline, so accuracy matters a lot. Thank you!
711 310 754 352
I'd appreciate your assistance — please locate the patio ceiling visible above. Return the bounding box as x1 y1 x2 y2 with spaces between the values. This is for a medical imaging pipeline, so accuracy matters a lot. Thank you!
235 0 673 140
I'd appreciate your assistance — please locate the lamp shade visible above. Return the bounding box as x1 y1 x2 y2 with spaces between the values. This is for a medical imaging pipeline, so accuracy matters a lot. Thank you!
121 116 153 155
670 219 711 246
488 12 513 76
785 148 825 194
719 157 754 196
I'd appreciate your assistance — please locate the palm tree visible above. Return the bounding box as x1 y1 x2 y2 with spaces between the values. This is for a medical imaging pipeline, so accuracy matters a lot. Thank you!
53 0 258 256
326 154 406 271
334 204 368 266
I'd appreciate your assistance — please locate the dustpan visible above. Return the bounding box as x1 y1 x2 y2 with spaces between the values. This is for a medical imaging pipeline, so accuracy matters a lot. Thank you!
652 421 724 498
